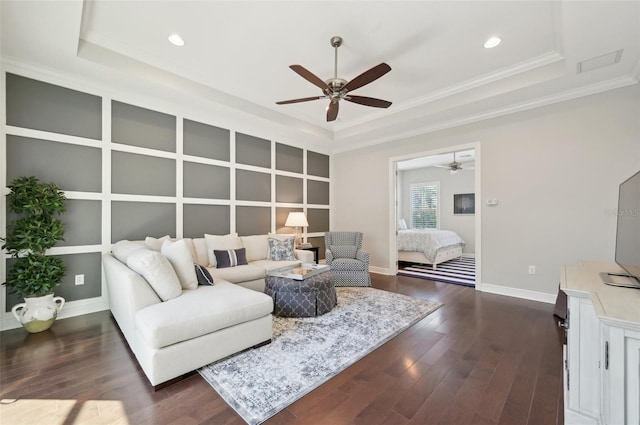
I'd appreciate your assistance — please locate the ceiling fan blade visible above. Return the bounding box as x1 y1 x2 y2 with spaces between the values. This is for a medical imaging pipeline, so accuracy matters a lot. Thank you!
345 95 392 108
342 63 391 93
276 96 325 105
289 65 331 92
327 100 339 122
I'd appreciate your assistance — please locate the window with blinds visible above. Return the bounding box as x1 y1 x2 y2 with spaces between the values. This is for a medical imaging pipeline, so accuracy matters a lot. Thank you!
410 181 440 229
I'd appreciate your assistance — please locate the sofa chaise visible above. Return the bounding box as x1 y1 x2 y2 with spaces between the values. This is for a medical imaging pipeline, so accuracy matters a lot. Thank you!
103 234 313 388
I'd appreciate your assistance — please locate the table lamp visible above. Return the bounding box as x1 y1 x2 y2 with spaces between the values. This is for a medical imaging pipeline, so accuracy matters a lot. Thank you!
285 212 309 248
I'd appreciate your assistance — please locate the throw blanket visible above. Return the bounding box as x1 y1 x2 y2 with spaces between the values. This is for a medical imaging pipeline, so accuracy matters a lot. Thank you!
397 229 465 262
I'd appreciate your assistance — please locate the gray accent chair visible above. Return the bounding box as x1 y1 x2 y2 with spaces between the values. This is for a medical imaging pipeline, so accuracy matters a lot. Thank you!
324 232 372 287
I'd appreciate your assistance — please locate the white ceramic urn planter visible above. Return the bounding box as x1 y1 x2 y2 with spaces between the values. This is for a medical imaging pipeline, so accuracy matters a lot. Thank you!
12 294 65 333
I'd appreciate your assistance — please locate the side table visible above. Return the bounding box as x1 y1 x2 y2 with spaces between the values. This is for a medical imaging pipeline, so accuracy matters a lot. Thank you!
300 246 319 264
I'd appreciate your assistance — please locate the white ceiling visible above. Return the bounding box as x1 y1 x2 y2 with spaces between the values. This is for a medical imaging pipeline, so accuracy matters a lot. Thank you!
2 1 639 153
397 149 475 171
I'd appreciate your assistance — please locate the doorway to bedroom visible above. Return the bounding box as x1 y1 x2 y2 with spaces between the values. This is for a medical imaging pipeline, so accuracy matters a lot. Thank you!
389 143 481 288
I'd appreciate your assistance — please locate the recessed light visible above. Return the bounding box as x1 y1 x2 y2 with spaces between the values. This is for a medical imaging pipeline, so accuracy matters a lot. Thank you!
168 34 185 47
484 36 501 49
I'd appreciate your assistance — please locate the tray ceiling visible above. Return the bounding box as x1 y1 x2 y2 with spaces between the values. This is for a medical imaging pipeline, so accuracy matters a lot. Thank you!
2 1 639 152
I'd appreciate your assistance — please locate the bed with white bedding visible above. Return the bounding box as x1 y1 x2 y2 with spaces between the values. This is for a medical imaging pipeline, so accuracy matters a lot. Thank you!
397 229 465 269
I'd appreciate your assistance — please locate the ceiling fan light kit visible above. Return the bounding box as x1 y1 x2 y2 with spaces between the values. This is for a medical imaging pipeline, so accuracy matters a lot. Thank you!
433 151 473 174
276 36 392 122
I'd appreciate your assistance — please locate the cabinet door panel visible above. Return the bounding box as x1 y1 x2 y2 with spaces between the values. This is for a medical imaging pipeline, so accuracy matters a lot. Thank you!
571 298 600 417
603 326 625 425
603 326 640 425
626 334 640 424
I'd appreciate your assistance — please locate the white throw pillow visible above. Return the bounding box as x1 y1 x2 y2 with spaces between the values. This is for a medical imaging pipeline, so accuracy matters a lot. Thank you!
161 240 198 290
204 233 242 267
181 238 198 264
127 248 182 301
240 235 269 262
112 240 145 264
145 235 170 251
398 218 408 230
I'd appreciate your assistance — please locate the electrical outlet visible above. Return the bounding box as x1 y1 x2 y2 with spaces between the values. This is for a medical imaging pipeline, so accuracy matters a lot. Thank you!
528 266 536 275
75 274 84 285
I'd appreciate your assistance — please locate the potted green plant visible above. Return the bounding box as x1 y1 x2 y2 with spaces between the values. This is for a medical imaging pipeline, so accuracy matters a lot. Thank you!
2 176 67 333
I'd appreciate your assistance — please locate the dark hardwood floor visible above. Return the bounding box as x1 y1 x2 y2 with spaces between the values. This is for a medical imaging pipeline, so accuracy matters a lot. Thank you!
0 274 564 425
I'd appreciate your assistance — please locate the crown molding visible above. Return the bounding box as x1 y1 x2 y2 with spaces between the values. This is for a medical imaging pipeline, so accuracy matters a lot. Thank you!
332 51 565 133
331 74 637 154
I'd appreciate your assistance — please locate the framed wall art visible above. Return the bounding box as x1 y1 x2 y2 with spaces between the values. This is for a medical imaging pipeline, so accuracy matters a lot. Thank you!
454 193 475 214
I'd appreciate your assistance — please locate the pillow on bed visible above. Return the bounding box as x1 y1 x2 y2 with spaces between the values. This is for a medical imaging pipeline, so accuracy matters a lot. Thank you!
398 218 408 230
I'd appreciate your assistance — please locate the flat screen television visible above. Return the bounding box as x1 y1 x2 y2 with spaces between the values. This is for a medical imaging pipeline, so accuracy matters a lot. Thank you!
605 170 640 288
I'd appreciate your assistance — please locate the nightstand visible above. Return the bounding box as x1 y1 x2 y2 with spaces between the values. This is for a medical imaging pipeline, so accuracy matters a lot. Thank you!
299 246 319 264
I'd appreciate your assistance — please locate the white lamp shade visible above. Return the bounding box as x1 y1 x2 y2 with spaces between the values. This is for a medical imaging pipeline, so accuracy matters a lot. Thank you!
285 212 308 227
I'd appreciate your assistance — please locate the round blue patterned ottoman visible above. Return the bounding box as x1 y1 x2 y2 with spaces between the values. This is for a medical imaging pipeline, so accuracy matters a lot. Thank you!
264 271 336 317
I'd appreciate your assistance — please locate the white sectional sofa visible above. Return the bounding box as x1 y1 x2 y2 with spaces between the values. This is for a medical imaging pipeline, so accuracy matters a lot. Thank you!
103 234 313 388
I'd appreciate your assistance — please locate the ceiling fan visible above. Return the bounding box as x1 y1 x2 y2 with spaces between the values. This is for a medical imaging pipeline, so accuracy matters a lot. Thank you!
434 152 473 174
276 36 392 122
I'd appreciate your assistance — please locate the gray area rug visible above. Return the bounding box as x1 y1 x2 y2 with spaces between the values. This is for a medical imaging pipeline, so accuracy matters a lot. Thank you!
198 287 442 425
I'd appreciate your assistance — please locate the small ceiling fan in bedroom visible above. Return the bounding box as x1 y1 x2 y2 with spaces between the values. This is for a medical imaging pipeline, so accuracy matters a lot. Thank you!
276 36 392 122
434 152 474 174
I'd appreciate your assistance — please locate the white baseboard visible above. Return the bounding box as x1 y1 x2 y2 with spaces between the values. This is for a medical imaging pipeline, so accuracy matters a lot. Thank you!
478 283 556 304
1 296 110 331
371 267 556 305
370 266 394 275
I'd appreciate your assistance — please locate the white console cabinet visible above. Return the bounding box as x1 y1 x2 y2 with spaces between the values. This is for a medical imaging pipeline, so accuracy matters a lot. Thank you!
561 261 640 425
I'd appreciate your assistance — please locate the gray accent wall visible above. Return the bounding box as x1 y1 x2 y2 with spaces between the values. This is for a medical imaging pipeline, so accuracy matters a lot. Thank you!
59 200 102 246
236 170 271 202
112 152 176 196
7 135 102 192
236 206 270 236
5 252 102 312
184 162 230 199
184 119 230 161
6 73 102 140
112 101 176 152
276 143 303 173
276 176 303 203
112 202 177 242
307 180 330 205
307 150 330 178
236 132 271 168
183 204 230 237
3 72 331 319
52 253 103 301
